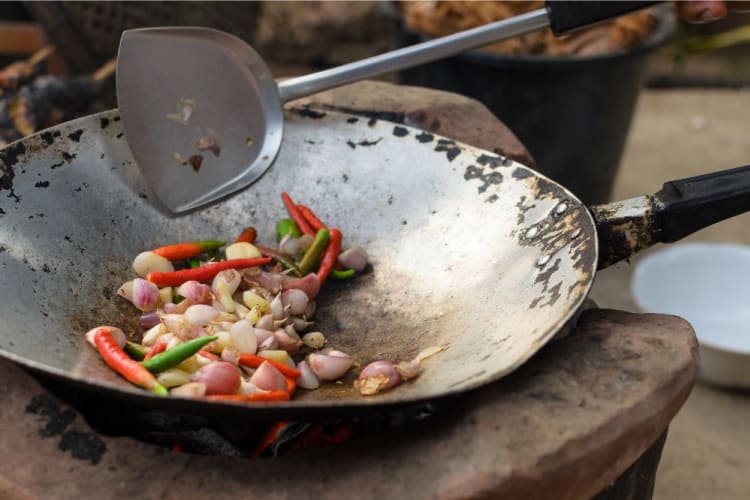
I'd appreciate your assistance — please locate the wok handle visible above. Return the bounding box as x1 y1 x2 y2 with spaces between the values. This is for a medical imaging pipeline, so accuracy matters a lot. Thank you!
591 165 750 269
654 164 750 242
547 1 661 35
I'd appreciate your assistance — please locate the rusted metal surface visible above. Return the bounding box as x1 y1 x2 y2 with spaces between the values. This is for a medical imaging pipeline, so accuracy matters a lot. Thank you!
590 195 656 269
0 106 595 418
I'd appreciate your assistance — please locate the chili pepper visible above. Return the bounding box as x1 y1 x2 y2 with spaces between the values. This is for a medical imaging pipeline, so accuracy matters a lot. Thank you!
187 259 201 269
124 340 148 360
281 192 315 236
330 268 356 280
207 391 291 403
90 327 168 396
144 341 167 360
286 376 296 395
297 205 328 232
276 218 301 240
252 421 288 457
317 228 342 283
141 335 218 373
297 228 330 276
255 244 301 276
147 257 271 287
238 353 302 378
235 226 257 243
152 240 225 261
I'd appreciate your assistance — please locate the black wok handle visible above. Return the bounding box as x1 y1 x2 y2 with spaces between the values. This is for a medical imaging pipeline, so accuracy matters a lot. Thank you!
591 165 750 269
546 1 661 35
654 164 750 242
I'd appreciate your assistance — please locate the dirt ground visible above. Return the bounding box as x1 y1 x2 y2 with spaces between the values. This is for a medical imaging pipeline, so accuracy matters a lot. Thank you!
590 89 750 499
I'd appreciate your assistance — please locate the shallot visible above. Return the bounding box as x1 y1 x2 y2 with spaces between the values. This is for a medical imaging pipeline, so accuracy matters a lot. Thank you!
296 360 320 390
177 280 212 304
337 245 369 272
132 278 159 311
281 289 309 316
354 360 403 396
132 251 174 278
309 351 352 381
249 361 287 391
190 362 241 395
229 319 257 355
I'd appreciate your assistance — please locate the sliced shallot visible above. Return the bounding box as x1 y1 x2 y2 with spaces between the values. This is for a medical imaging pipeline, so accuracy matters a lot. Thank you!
308 351 352 381
190 361 241 395
296 361 320 390
249 361 287 392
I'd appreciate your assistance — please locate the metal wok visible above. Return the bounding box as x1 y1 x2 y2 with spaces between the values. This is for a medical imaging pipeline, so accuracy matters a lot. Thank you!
0 107 747 420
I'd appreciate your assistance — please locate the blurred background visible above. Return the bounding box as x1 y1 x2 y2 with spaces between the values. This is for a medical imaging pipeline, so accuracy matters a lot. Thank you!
1 2 749 498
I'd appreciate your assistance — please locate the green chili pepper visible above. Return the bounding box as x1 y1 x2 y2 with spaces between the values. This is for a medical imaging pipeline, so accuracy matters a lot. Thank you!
124 340 148 360
276 218 301 240
141 335 218 373
331 268 356 280
297 228 330 275
188 258 201 269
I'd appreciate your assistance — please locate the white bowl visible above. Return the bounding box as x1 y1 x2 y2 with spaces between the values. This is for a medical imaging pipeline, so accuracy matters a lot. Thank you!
631 242 750 388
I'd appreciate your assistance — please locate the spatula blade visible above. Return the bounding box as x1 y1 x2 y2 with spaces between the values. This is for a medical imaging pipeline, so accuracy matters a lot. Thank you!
116 27 283 213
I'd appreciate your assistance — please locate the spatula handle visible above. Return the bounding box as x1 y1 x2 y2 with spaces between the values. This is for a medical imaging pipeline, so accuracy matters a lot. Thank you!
278 1 661 103
547 1 660 35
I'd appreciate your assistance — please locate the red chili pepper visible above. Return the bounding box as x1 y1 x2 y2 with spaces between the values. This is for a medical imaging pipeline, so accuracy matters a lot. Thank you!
146 257 271 287
152 240 225 261
286 376 296 396
317 228 342 283
143 341 167 360
281 192 315 236
297 205 328 231
206 391 291 403
235 226 257 244
90 327 168 396
238 353 302 378
252 421 288 458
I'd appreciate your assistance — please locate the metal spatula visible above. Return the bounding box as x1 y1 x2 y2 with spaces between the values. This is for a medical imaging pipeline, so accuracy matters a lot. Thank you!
116 1 656 213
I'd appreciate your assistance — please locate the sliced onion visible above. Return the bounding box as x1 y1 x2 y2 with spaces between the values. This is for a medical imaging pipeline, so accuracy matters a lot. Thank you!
139 311 161 328
171 382 206 398
116 281 133 302
296 360 320 390
225 242 262 260
291 317 314 332
163 299 191 314
354 360 403 395
281 289 309 316
184 304 220 326
229 319 257 355
337 245 369 272
274 328 302 354
177 280 212 304
190 361 241 395
254 327 274 346
302 331 325 349
249 361 287 391
212 269 241 312
258 335 279 351
395 358 421 380
256 314 275 331
85 326 126 348
309 352 352 381
284 273 321 300
132 278 160 311
221 346 240 364
237 379 266 395
270 293 285 320
132 251 174 278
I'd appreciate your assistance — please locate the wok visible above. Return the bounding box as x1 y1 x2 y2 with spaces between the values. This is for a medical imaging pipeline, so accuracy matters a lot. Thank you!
0 107 747 420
